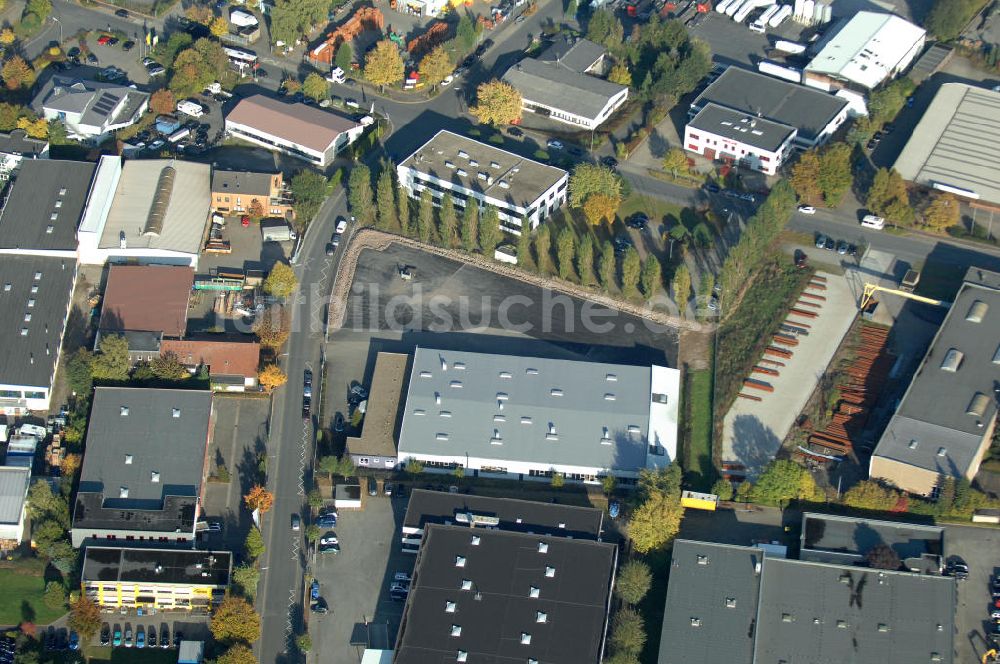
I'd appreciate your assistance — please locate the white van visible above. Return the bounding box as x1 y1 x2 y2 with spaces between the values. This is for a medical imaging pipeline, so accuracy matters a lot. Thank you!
326 66 346 84
861 214 885 230
176 100 204 118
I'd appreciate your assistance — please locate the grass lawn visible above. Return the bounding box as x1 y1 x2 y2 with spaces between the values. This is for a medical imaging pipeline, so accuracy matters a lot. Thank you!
618 192 684 227
683 369 715 490
0 560 66 625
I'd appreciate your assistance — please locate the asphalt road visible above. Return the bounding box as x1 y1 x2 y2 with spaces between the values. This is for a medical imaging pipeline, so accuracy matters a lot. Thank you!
24 0 171 59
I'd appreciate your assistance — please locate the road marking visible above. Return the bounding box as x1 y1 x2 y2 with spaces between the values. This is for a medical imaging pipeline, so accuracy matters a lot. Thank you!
283 386 312 652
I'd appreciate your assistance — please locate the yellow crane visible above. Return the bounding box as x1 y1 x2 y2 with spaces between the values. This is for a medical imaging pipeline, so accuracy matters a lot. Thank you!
859 283 950 311
981 648 998 664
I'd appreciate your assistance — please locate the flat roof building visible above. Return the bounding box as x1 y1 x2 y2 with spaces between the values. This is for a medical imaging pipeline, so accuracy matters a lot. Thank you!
210 169 293 219
397 130 569 235
0 130 49 180
345 352 409 471
396 347 680 483
537 36 607 74
224 95 365 168
77 157 212 268
804 12 926 91
0 160 97 258
685 103 796 176
400 488 605 552
870 268 1000 496
71 387 213 547
657 539 956 664
0 254 78 412
0 467 31 545
893 83 1000 206
82 546 231 612
97 264 193 342
394 524 617 664
33 76 149 142
800 512 943 571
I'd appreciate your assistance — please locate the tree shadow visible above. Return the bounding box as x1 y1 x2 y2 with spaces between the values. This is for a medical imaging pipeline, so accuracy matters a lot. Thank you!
20 600 35 624
730 414 782 478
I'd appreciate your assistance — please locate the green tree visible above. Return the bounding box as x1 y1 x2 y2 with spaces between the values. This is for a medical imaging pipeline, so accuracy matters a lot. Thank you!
210 596 261 644
25 0 51 21
43 582 66 610
816 142 853 207
91 334 130 381
364 40 404 91
866 167 912 224
375 165 397 231
290 170 329 227
534 224 552 274
615 560 652 605
627 487 682 553
841 480 900 511
470 79 522 126
397 186 412 235
478 206 501 256
305 524 320 544
335 42 353 73
925 0 981 40
621 247 641 296
598 240 616 291
417 187 435 243
348 165 376 227
307 488 323 509
302 72 330 101
551 472 565 488
27 480 68 525
65 349 93 398
460 202 478 252
923 192 960 231
456 14 478 51
296 633 312 653
263 262 298 298
231 564 260 600
711 478 733 501
609 608 646 656
750 460 821 506
587 8 624 49
438 194 457 246
210 16 229 38
216 644 257 664
419 45 453 88
149 352 189 381
607 62 631 87
790 149 823 205
602 474 617 495
556 228 576 280
576 234 595 285
245 527 265 560
406 459 425 475
569 163 622 208
662 147 688 177
672 263 691 307
640 254 661 298
1 56 34 90
169 48 213 96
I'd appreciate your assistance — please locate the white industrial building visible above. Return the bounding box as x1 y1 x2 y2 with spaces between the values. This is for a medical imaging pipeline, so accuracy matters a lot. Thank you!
77 156 212 268
804 12 925 91
395 347 681 484
685 104 795 175
397 131 569 234
0 467 30 545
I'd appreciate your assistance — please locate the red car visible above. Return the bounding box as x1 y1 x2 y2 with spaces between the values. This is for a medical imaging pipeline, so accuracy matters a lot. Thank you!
97 35 112 45
241 216 250 227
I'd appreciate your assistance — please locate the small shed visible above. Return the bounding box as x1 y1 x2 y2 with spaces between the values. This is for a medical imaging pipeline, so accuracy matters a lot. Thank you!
178 641 204 664
335 480 362 509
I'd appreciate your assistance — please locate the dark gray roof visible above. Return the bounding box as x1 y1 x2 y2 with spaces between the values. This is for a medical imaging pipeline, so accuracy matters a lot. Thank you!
210 170 276 198
657 540 763 664
872 268 1000 478
688 103 795 152
33 76 149 130
691 67 849 143
800 512 943 565
78 387 212 503
538 36 606 73
0 130 47 157
82 547 231 586
658 539 956 664
0 160 96 252
0 255 76 389
0 467 30 525
395 524 616 664
397 347 678 473
502 59 628 121
403 488 604 539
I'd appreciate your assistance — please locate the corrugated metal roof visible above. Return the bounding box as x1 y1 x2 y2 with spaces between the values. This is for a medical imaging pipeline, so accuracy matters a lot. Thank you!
0 467 30 525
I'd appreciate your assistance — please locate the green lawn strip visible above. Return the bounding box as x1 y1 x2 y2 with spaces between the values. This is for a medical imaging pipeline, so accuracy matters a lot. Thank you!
0 563 66 625
618 193 684 226
683 369 715 490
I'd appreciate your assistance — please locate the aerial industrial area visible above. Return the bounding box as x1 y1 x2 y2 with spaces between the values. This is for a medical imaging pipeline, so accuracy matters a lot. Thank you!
0 0 995 661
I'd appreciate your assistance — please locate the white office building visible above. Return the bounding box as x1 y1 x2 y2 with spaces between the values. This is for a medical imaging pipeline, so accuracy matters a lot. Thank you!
32 76 149 142
397 131 569 235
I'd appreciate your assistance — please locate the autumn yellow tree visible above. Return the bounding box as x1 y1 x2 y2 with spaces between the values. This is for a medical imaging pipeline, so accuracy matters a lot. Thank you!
68 596 102 641
61 453 82 478
923 192 960 231
607 62 631 87
244 485 274 514
253 305 289 349
582 193 618 225
16 116 47 139
0 29 15 45
210 596 261 644
258 364 287 391
789 149 822 205
210 16 229 38
470 79 522 126
149 89 176 115
418 45 453 88
216 644 257 664
263 262 297 298
364 40 404 91
2 56 35 90
662 147 688 177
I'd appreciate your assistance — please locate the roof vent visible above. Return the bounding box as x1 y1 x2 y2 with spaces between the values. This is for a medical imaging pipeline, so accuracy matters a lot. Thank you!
435 392 442 405
172 408 181 418
550 388 563 397
458 150 470 159
453 362 465 370
450 625 462 637
536 611 547 623
993 343 1000 364
967 392 989 417
725 597 737 608
441 411 452 418
520 633 531 645
461 579 473 590
537 541 548 553
121 407 129 417
19 328 27 336
33 272 41 281
697 555 709 565
782 613 794 623
22 313 30 322
455 555 466 568
437 433 450 441
446 601 457 613
471 535 481 546
545 566 555 578
119 486 129 498
2 284 8 292
499 181 510 189
690 617 702 627
124 454 133 464
450 380 463 389
908 439 919 449
420 371 432 378
490 161 500 169
45 225 54 234
837 620 848 629
877 623 889 632
469 160 478 167
521 416 532 425
414 409 426 416
839 573 850 584
150 471 160 483
529 586 540 598
499 371 512 379
445 161 456 169
604 393 616 401
940 348 964 372
526 368 538 375
457 169 467 177
27 299 34 308
496 392 509 401
627 424 641 434
936 446 947 457
966 300 988 322
456 651 467 662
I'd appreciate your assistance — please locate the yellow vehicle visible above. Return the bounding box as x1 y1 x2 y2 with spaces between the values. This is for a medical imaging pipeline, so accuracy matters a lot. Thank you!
681 490 719 511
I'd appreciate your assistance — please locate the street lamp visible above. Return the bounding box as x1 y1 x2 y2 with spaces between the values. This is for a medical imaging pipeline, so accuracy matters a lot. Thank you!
52 17 63 45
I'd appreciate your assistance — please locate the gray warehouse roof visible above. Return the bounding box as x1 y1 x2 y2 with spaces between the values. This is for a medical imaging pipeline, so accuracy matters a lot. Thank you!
658 539 956 664
691 67 848 143
403 488 604 540
0 130 48 157
395 524 616 664
0 159 96 252
538 36 606 72
800 512 943 566
210 170 277 198
0 467 30 526
82 547 231 586
0 255 76 390
397 347 677 474
872 268 1000 479
398 131 568 209
688 103 795 152
893 83 1000 204
502 58 627 122
77 387 212 505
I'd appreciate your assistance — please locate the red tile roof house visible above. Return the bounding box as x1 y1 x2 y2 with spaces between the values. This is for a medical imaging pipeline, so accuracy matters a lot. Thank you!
160 338 261 391
223 95 366 169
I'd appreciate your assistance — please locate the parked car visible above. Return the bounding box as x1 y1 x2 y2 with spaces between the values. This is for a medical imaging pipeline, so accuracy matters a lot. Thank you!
334 413 344 432
173 631 183 648
97 35 113 46
319 541 341 554
335 217 348 233
368 476 378 496
625 213 648 230
311 598 329 614
546 139 564 151
124 626 133 648
160 625 170 648
383 482 393 496
441 74 454 86
291 513 301 531
703 182 721 193
823 236 836 251
113 626 122 647
115 8 129 16
303 369 313 397
608 500 621 519
332 232 342 247
814 233 828 249
68 632 79 651
100 624 110 646
310 579 320 600
602 156 618 169
317 512 337 527
613 233 632 255
136 627 145 649
944 559 969 579
87 53 99 64
507 126 523 137
836 240 849 255
122 40 135 51
797 205 816 214
208 521 222 532
326 243 336 256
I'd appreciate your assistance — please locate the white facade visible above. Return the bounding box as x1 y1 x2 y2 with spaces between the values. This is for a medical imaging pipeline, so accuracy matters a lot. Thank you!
684 124 793 175
224 119 363 168
521 86 629 131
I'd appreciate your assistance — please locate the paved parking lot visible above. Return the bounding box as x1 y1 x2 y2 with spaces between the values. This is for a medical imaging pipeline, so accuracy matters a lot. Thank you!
201 396 271 552
310 490 412 658
944 524 1000 662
